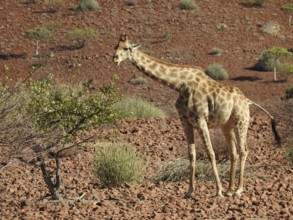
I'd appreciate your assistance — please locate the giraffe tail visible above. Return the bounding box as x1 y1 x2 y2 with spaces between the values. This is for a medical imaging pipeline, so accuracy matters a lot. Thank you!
250 101 281 146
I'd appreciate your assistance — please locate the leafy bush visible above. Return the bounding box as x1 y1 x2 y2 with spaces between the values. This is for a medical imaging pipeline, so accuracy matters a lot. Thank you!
115 97 167 119
254 51 279 71
209 47 222 56
178 0 198 10
78 0 99 11
27 76 123 138
68 28 98 48
24 27 54 55
205 63 229 80
153 158 230 183
278 64 293 81
254 47 292 81
94 143 144 187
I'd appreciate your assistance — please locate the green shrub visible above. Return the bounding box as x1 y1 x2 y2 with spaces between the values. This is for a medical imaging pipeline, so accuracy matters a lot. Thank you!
178 0 198 10
278 64 293 81
209 47 222 56
281 3 293 13
24 27 54 56
27 76 123 137
285 86 293 99
205 63 229 80
115 97 167 119
78 0 99 11
94 143 144 187
152 158 230 183
68 28 98 48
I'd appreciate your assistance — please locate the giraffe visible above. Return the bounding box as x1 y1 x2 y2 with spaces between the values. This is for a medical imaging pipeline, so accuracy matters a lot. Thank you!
113 35 281 198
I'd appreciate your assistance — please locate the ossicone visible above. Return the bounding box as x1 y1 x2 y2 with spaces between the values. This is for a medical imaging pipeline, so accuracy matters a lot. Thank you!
119 34 128 42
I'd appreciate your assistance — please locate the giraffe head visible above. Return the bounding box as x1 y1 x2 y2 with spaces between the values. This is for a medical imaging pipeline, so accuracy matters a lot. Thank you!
113 35 141 66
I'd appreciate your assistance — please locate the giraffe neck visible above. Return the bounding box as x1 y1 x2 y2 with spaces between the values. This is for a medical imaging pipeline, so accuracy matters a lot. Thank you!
130 50 200 91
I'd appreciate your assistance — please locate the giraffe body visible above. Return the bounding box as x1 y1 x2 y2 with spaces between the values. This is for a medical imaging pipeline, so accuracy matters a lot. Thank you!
114 35 280 198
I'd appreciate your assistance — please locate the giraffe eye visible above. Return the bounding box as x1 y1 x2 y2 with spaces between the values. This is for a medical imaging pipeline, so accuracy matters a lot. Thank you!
123 48 129 51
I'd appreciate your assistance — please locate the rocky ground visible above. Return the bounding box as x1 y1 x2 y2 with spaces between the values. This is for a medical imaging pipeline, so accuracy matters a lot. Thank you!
0 0 293 219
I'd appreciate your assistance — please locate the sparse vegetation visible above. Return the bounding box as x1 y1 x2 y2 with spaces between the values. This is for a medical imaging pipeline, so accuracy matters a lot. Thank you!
205 63 229 80
281 3 293 26
78 0 100 11
153 158 230 183
255 47 292 81
178 0 198 10
44 0 63 12
128 75 148 85
0 75 124 200
260 21 281 36
209 47 222 56
67 28 98 48
285 86 293 99
284 139 293 164
281 3 293 12
278 64 293 81
24 27 54 56
94 143 144 187
115 97 167 119
247 0 272 7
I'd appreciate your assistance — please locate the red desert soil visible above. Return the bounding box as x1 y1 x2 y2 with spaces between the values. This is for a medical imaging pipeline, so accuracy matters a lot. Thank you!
0 0 293 219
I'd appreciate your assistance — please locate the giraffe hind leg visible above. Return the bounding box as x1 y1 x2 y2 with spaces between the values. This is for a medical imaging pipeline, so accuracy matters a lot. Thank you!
234 121 249 197
222 127 239 197
197 119 223 197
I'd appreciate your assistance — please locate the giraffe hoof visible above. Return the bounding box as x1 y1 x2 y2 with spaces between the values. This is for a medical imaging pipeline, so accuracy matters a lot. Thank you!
224 191 233 197
233 191 242 198
184 192 193 199
215 192 224 198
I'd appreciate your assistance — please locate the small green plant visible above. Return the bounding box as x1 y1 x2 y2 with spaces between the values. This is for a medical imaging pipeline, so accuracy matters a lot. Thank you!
285 86 293 99
68 28 98 48
209 47 222 56
3 64 9 72
255 47 292 81
153 158 230 183
24 27 54 56
94 143 144 187
78 0 99 11
278 63 293 81
178 0 198 10
205 63 229 80
247 0 272 7
115 97 167 119
281 3 293 12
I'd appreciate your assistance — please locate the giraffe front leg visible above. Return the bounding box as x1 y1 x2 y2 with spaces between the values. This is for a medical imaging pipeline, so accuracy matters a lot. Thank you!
198 119 224 197
177 111 196 199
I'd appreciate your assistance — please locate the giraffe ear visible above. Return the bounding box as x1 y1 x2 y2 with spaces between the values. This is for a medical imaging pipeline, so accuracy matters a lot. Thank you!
131 44 141 50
